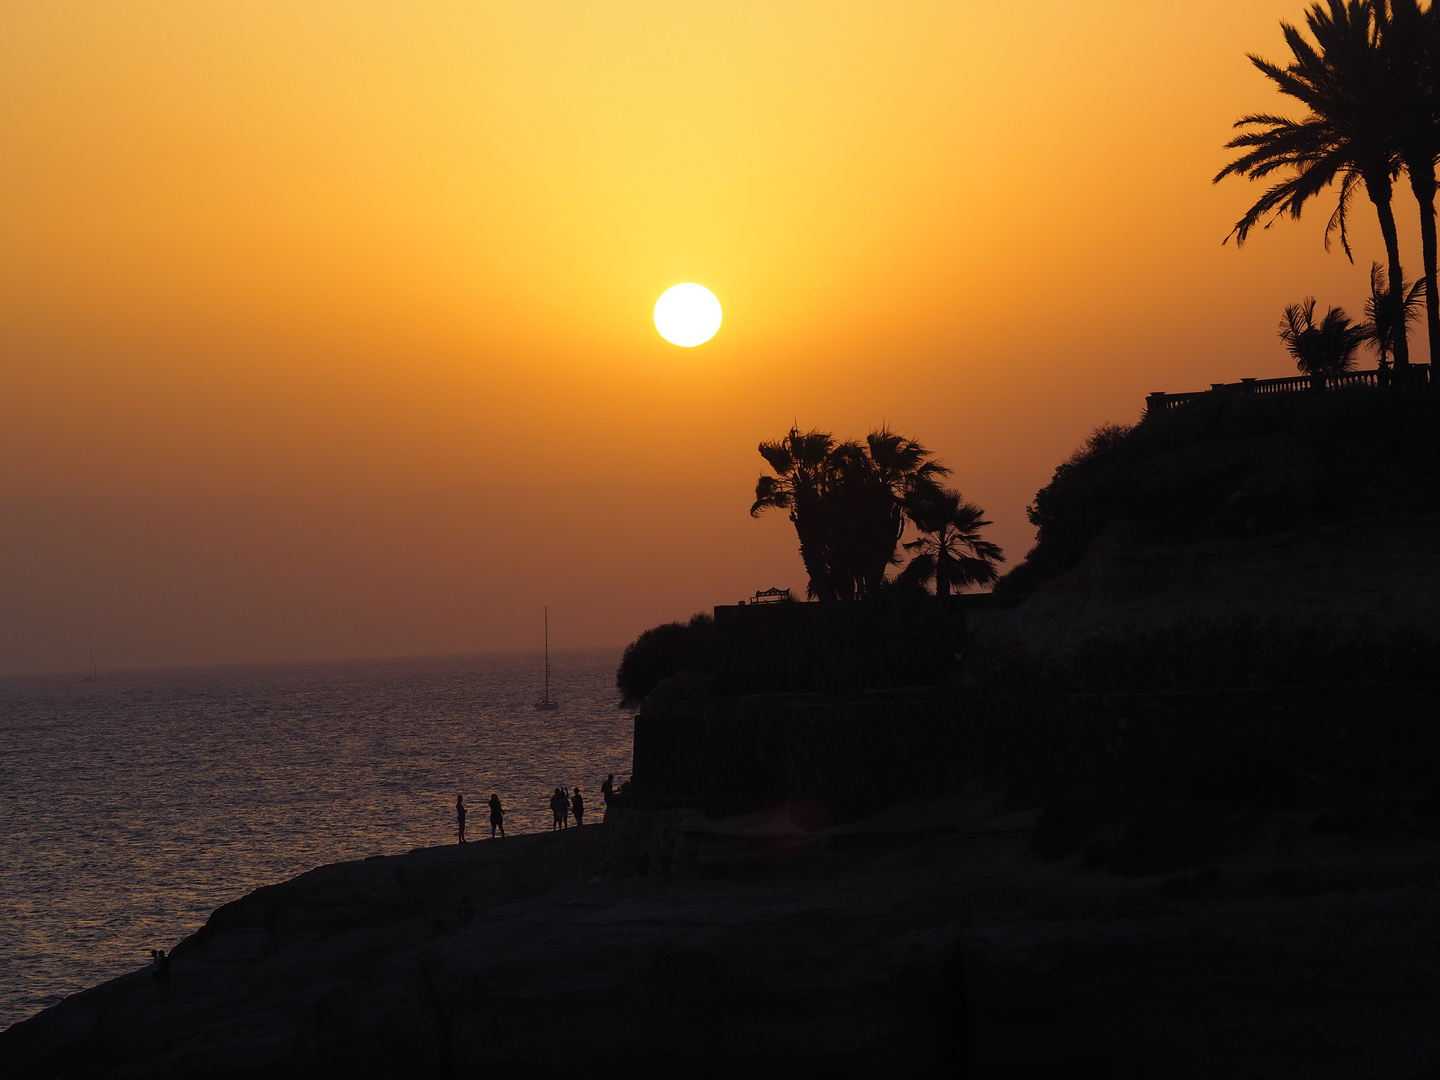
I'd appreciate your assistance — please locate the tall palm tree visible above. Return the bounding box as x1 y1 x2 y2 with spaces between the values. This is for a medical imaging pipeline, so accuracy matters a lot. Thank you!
1358 260 1427 367
1216 0 1412 369
897 492 1005 599
858 429 950 597
1379 0 1440 368
751 427 842 601
1278 296 1366 377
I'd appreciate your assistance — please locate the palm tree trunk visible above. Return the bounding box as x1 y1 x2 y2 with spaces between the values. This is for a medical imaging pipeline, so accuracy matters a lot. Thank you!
1368 177 1411 371
1408 164 1440 370
793 504 835 602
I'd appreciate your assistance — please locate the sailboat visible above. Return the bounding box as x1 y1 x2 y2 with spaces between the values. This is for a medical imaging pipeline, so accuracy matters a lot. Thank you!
534 607 559 711
80 648 97 683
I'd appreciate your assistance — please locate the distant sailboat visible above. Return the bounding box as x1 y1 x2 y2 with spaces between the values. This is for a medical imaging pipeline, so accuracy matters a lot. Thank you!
80 649 97 683
534 607 559 711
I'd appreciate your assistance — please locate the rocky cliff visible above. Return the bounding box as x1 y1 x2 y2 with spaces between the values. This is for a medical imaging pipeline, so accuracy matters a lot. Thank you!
971 512 1440 654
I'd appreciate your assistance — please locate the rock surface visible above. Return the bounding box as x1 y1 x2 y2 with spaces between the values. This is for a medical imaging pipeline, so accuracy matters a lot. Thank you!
3 800 1439 1078
970 513 1440 653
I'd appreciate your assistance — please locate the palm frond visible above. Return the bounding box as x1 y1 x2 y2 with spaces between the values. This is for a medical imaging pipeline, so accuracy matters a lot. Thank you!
1217 0 1401 264
757 439 793 477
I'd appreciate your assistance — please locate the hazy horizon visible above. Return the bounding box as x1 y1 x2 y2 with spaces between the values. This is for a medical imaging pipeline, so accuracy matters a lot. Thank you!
3 1 1430 675
0 641 623 683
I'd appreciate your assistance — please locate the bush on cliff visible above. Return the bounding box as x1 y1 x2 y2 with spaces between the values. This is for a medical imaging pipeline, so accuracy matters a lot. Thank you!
993 422 1136 602
616 613 716 707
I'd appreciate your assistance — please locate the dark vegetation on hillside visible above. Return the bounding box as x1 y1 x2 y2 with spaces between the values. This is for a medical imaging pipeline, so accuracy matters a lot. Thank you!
993 388 1440 603
616 613 716 707
619 609 1440 708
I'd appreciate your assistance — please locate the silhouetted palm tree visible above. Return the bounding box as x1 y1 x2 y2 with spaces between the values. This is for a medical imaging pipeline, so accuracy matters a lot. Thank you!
1216 0 1412 368
1379 0 1440 366
751 427 842 601
1358 260 1426 367
897 492 1004 598
1279 297 1366 377
857 429 950 597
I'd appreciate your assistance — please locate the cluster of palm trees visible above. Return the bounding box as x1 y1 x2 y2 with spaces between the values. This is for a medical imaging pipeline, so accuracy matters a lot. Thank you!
1279 263 1426 375
1216 0 1440 374
750 427 1003 602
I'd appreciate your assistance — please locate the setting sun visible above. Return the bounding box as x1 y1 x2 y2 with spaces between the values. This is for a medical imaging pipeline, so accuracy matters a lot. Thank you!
653 283 723 347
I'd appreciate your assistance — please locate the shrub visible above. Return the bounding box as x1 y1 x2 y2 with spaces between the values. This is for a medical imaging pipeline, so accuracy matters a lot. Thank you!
615 613 717 707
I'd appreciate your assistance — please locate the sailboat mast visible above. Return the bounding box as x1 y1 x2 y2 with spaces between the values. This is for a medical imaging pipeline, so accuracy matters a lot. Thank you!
534 606 559 710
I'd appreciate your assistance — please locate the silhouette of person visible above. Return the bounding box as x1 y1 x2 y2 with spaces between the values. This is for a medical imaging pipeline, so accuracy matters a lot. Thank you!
455 794 467 844
560 786 571 828
489 793 505 839
601 773 614 806
549 788 562 830
572 787 584 826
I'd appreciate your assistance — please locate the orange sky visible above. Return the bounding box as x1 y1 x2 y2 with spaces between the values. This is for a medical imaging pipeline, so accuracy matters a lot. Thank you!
0 1 1425 674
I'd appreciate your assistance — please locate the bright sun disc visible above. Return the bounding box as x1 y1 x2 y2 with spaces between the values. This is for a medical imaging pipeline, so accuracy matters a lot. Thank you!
653 283 722 347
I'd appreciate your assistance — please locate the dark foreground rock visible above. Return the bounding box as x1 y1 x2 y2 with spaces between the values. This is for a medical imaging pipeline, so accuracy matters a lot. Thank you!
4 799 1439 1078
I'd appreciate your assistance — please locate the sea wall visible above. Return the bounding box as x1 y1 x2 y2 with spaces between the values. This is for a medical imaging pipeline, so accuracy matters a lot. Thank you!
628 683 1440 822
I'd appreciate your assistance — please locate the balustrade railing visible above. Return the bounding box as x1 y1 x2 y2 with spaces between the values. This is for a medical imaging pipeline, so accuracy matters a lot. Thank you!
1146 364 1430 415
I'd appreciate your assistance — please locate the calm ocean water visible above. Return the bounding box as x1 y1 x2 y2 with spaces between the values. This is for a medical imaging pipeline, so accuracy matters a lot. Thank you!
0 648 631 1030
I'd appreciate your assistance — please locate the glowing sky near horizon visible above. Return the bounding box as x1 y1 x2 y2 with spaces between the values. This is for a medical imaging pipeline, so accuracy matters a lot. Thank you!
0 1 1423 673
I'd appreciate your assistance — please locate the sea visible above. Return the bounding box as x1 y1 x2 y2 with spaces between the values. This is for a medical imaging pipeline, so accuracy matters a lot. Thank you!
0 648 631 1031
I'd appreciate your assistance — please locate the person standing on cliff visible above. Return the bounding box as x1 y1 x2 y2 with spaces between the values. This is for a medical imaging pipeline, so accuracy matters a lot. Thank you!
572 786 584 826
549 788 563 830
455 794 467 844
601 774 614 807
489 793 505 839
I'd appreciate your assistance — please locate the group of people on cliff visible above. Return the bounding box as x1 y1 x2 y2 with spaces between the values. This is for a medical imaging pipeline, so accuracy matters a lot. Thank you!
549 786 583 829
454 774 618 843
